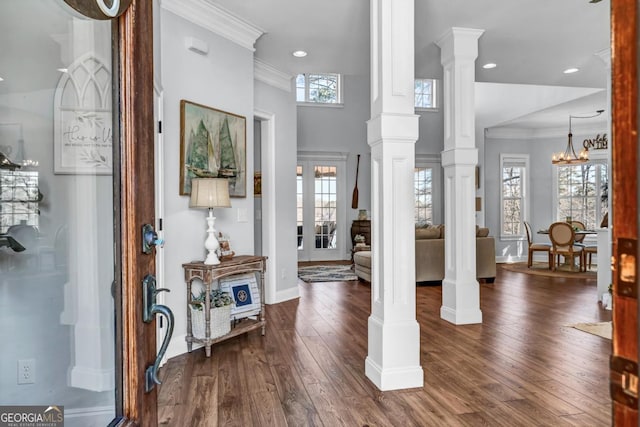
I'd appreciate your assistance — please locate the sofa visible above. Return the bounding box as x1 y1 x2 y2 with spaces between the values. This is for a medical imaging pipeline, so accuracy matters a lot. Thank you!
353 225 497 283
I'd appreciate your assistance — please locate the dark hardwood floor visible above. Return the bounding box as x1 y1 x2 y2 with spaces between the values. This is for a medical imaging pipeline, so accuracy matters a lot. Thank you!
158 265 612 426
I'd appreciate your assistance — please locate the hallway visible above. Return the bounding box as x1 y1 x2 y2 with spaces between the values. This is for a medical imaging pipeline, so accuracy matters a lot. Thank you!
158 266 611 426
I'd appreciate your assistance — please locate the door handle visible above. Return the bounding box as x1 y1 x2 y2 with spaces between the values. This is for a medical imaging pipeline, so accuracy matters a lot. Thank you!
142 275 174 392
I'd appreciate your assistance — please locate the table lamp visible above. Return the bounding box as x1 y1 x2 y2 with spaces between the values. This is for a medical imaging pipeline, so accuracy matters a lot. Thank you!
189 178 231 265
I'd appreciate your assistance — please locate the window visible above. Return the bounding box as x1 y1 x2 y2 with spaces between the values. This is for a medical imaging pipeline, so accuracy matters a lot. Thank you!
500 154 529 238
0 170 39 233
414 167 433 224
296 73 342 104
414 78 437 110
556 162 607 230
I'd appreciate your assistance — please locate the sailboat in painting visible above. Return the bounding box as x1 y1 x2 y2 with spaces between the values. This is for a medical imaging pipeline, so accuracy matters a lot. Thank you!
217 117 237 178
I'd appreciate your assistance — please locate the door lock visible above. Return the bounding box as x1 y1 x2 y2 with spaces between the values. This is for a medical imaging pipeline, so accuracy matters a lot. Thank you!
142 224 164 254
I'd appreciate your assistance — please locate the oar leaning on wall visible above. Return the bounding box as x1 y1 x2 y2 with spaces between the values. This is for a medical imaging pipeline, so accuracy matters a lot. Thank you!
352 154 360 209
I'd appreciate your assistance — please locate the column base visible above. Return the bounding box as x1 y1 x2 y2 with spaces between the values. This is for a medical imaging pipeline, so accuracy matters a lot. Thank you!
366 315 423 391
365 357 424 391
440 305 483 325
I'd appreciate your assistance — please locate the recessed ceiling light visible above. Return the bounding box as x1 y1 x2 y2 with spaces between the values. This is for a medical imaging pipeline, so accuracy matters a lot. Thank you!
0 77 4 82
57 68 68 73
292 50 307 58
564 67 579 74
483 63 497 69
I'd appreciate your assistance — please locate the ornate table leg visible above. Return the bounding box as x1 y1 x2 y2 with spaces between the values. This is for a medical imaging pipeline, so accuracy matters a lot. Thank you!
260 268 266 335
205 278 212 357
186 278 193 352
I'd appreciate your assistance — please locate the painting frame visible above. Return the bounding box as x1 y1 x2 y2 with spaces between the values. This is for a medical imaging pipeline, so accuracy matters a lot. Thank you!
219 273 261 319
179 99 247 197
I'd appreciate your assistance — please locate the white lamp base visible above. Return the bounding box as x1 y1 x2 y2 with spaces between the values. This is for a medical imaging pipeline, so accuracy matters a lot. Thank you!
203 208 220 265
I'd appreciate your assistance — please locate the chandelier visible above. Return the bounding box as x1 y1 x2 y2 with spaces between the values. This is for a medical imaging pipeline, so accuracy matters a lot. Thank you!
551 110 605 165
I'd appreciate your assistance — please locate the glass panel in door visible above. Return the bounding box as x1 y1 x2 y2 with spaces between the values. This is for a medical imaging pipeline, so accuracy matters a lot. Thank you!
314 165 337 250
0 2 116 425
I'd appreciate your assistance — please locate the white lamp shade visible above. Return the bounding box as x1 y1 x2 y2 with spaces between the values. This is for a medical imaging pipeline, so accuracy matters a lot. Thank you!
189 178 231 208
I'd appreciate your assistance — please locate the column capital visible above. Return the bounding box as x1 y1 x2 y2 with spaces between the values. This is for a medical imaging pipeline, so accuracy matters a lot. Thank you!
367 113 419 146
441 148 478 167
436 27 485 64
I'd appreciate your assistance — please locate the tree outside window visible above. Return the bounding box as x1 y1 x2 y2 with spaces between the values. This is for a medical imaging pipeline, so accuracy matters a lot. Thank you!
296 73 341 104
414 167 433 224
557 163 607 230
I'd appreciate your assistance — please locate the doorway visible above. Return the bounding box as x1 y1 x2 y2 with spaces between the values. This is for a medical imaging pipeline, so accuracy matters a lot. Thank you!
297 152 347 262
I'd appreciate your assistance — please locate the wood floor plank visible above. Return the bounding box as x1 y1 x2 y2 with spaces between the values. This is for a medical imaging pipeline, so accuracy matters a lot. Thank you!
158 264 612 426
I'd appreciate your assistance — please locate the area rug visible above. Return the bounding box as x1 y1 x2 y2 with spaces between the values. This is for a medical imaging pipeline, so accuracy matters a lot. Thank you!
568 321 612 340
501 262 597 280
297 265 357 282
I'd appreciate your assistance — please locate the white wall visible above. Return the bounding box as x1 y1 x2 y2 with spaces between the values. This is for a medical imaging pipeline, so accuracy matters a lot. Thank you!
161 10 255 358
254 80 299 301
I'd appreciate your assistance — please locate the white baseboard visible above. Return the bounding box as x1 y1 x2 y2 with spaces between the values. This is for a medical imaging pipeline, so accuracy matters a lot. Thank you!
165 333 204 362
273 286 300 304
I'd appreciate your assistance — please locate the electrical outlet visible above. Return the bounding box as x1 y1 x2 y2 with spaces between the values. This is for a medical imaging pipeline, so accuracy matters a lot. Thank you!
17 359 35 385
281 268 287 279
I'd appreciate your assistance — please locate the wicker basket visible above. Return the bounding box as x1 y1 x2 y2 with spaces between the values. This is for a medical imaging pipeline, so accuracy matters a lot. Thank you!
190 303 231 339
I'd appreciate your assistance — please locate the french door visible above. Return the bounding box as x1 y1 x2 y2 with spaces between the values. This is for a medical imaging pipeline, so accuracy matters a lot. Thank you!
0 1 159 426
297 153 347 261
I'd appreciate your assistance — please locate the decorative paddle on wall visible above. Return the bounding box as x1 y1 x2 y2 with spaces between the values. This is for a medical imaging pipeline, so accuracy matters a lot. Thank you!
352 154 360 209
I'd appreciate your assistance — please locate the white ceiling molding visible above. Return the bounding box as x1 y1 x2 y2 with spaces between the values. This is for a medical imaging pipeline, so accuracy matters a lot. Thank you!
486 125 608 140
254 59 293 92
161 0 264 51
297 151 349 161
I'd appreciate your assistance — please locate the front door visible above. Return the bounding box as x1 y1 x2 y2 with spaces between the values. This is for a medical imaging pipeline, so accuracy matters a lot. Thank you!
610 0 639 424
0 1 159 425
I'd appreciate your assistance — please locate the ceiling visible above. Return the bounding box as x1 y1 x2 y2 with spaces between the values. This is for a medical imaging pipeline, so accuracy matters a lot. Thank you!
211 0 611 130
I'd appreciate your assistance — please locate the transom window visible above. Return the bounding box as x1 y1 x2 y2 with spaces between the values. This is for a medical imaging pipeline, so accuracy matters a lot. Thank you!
414 78 437 110
414 167 433 224
296 73 342 104
556 163 607 230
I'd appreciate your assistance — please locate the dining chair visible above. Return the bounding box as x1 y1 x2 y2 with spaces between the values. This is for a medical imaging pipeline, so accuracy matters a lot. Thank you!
524 221 551 268
549 222 585 272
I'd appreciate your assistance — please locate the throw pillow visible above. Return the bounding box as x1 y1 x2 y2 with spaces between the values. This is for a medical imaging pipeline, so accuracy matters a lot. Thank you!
416 227 440 240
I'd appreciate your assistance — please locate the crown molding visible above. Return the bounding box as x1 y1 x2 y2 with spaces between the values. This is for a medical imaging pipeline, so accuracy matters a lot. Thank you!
254 59 293 92
486 125 607 140
161 0 264 51
297 150 349 161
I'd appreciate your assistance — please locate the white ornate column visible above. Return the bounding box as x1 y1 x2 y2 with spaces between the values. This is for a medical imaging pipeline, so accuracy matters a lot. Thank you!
436 28 484 325
365 0 423 391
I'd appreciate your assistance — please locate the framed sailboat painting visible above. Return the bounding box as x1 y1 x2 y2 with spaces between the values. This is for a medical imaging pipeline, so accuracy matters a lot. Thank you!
179 100 247 197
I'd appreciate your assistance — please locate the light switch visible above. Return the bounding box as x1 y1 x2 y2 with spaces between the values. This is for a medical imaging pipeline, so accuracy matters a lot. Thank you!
237 207 248 223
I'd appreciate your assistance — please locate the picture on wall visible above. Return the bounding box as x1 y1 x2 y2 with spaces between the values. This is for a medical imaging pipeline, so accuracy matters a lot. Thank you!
180 99 246 197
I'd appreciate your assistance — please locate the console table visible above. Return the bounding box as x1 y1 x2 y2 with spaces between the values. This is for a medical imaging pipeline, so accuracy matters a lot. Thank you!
183 255 267 357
